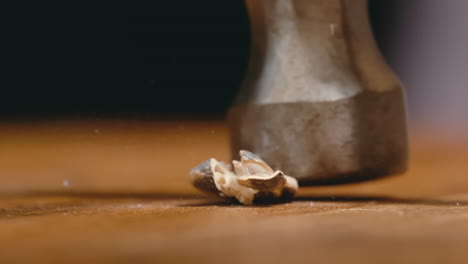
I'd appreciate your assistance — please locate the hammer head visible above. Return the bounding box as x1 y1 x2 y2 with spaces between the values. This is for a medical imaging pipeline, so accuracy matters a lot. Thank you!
229 90 408 185
228 0 408 185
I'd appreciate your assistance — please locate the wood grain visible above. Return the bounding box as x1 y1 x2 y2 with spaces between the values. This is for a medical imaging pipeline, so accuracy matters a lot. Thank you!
0 120 467 263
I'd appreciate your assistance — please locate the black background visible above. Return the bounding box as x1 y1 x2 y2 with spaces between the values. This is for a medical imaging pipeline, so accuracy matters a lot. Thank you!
1 1 401 116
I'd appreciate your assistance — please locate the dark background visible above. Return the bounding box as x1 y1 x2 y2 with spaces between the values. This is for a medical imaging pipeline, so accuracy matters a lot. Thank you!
0 1 406 116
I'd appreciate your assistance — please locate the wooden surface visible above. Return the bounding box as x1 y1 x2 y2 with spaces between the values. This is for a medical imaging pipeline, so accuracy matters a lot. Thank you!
1 120 468 263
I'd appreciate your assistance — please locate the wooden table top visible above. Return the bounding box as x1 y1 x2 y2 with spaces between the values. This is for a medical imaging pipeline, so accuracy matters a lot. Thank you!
0 119 467 263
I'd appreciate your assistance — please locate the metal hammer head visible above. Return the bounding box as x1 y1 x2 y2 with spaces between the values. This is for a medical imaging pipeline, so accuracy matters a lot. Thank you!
228 0 408 185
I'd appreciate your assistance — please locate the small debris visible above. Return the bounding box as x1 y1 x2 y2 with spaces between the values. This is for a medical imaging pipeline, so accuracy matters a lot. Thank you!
329 24 336 36
129 204 144 209
63 179 71 187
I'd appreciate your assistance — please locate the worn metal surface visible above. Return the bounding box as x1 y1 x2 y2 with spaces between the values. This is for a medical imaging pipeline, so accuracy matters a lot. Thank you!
229 0 408 184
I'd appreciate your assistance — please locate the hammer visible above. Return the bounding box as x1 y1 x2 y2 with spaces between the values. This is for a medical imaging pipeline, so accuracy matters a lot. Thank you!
228 0 408 185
